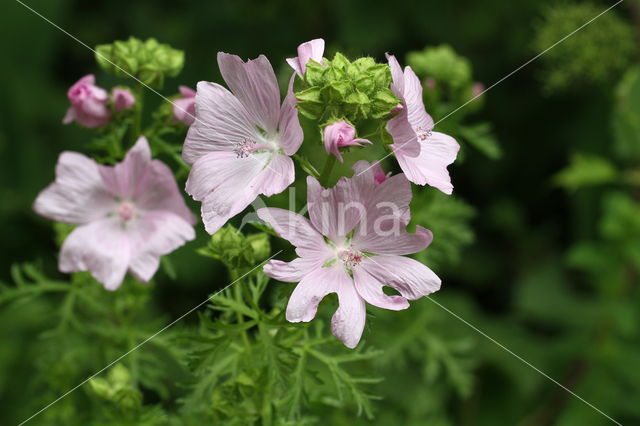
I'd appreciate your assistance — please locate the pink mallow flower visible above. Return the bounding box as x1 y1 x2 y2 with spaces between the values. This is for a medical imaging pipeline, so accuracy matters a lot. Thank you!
257 161 440 348
63 74 111 128
33 137 197 290
172 86 197 126
286 38 325 76
182 52 303 234
386 55 460 195
111 88 136 112
323 120 371 162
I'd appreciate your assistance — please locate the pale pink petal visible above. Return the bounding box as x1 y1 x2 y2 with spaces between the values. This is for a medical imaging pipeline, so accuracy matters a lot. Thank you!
356 226 433 256
394 131 459 194
59 219 130 290
199 176 261 235
330 269 367 348
128 211 196 282
34 152 115 224
99 136 152 200
386 108 420 158
403 66 435 133
287 38 325 76
277 76 303 155
264 256 329 283
352 266 409 311
185 150 263 201
387 54 405 97
306 175 372 243
178 85 196 98
172 96 196 126
286 265 341 323
62 107 75 124
133 157 197 225
250 153 294 197
257 207 330 258
217 52 280 134
182 81 259 164
359 256 441 299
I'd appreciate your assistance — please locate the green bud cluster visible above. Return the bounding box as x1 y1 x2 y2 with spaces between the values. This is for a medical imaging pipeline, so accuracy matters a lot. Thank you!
295 53 400 123
407 45 472 91
95 37 184 88
88 364 142 411
198 225 271 272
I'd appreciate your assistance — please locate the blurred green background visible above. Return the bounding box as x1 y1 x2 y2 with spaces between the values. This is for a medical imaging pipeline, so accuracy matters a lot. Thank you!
2 0 640 425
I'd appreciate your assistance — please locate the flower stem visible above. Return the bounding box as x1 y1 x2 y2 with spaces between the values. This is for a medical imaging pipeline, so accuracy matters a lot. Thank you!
319 155 337 187
131 83 144 143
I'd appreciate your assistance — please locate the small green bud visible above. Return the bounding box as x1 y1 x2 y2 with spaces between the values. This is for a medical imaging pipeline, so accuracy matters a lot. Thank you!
94 37 184 88
304 60 326 86
246 233 270 261
108 364 131 386
113 387 143 411
407 45 472 90
88 377 113 399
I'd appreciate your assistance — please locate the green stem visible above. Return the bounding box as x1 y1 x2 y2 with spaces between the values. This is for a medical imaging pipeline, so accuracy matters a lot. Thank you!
131 83 144 143
319 155 337 187
231 271 251 350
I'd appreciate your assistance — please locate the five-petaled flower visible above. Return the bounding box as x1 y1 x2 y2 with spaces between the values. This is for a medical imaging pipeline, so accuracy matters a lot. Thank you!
182 52 303 234
286 38 325 76
63 74 112 129
33 137 197 290
257 161 441 348
386 54 460 194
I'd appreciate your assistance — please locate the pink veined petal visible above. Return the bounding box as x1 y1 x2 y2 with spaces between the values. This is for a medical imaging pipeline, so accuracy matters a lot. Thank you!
403 65 434 132
263 256 329 283
386 107 421 158
306 175 373 244
356 226 433 256
178 85 196 98
128 211 196 282
249 153 295 197
133 157 197 225
386 54 405 98
285 264 341 323
186 150 266 234
172 96 196 126
257 207 329 258
352 266 409 311
99 136 152 200
394 131 459 194
199 171 263 235
330 268 367 349
185 150 264 201
33 152 115 224
182 81 259 164
217 52 281 135
285 57 303 76
277 75 304 156
359 255 441 300
59 219 131 290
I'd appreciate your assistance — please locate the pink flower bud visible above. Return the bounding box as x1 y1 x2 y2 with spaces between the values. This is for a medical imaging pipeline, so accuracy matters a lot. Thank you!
471 82 485 98
286 38 325 76
111 88 136 112
62 74 111 129
425 77 437 90
322 120 371 162
172 85 196 126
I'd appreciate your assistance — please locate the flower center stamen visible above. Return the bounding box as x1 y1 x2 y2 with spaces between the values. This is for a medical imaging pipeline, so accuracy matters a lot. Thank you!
117 202 136 222
415 126 432 142
338 247 363 268
233 139 257 158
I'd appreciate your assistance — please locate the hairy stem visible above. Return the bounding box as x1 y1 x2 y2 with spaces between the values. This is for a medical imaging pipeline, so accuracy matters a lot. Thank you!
319 155 337 187
131 83 144 144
